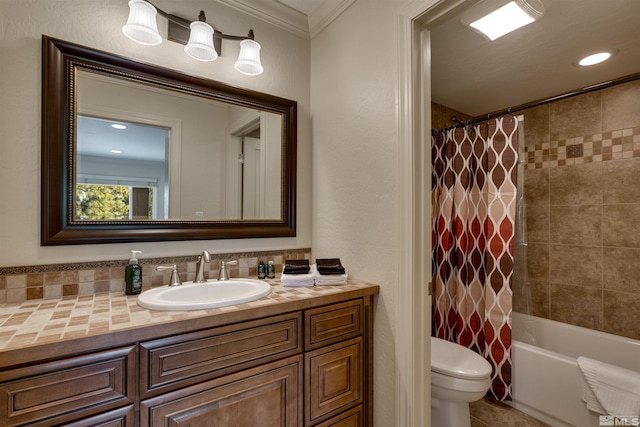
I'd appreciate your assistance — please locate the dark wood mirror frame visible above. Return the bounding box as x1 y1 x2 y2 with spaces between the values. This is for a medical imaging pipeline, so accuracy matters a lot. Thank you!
41 36 296 245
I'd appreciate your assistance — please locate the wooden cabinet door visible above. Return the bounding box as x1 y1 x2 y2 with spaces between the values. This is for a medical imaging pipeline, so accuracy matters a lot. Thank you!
305 337 363 426
314 405 362 427
141 355 303 427
63 405 135 427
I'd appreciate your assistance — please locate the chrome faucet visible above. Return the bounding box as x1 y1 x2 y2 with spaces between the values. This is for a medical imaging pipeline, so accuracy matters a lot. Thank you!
194 250 211 283
156 265 182 286
218 260 238 281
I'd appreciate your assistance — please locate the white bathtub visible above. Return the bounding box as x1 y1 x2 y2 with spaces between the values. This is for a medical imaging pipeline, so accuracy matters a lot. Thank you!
510 312 640 426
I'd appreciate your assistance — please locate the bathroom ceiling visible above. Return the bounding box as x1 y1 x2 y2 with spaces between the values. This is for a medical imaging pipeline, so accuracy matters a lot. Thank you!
156 0 640 118
428 0 640 117
267 0 640 117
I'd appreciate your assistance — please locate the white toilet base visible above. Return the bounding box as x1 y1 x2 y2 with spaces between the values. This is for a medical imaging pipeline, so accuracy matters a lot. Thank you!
431 396 471 427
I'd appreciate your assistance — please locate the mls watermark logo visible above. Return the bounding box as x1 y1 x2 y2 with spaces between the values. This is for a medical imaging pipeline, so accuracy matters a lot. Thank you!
600 415 640 426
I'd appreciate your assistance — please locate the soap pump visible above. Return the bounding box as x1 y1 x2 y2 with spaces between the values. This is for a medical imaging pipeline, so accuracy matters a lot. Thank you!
124 250 143 295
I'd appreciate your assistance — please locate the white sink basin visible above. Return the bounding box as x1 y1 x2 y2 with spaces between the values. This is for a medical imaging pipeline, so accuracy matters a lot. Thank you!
137 279 272 311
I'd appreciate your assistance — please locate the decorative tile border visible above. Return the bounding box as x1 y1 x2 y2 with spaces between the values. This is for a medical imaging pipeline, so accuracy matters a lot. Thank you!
0 248 311 304
525 126 640 169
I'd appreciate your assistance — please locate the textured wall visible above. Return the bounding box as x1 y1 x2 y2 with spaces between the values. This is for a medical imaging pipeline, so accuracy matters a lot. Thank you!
310 1 423 425
0 0 311 267
514 79 640 340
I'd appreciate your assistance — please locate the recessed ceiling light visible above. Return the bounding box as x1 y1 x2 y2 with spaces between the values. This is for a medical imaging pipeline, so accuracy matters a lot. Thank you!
578 52 612 66
111 124 127 130
110 149 122 154
469 0 545 41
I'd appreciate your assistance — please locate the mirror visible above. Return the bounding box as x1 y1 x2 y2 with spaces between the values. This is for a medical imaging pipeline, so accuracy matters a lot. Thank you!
42 36 297 245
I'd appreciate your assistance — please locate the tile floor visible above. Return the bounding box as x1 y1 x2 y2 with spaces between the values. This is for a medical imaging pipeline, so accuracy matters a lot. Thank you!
470 397 551 427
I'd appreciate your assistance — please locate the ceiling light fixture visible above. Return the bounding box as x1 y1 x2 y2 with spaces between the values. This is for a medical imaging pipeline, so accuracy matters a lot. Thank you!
578 52 612 66
122 0 263 75
469 0 545 41
111 124 127 130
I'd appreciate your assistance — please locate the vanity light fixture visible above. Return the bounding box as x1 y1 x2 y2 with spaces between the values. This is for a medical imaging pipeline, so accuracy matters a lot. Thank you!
469 0 545 41
122 0 263 75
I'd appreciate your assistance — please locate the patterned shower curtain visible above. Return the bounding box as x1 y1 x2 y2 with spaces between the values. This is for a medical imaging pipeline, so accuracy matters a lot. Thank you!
431 117 518 401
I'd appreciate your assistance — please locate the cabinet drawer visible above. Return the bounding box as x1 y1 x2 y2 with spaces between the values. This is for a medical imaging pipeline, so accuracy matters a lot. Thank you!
140 312 301 397
305 337 363 425
141 355 303 427
0 346 135 427
305 299 363 351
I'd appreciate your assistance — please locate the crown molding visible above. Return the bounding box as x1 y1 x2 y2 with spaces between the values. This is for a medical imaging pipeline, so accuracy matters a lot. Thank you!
308 0 356 38
216 0 355 40
217 0 311 39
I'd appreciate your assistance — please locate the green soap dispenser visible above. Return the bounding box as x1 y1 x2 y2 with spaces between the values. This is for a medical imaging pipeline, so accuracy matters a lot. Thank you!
124 250 143 295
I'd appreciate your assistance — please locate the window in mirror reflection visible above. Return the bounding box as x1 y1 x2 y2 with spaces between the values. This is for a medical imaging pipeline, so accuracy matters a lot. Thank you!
76 115 169 220
76 184 154 220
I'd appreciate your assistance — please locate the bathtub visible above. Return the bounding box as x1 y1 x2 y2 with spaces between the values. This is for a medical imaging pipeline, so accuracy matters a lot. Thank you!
510 312 640 426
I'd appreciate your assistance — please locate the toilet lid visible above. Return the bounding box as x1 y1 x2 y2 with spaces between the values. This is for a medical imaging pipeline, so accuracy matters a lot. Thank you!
431 337 492 380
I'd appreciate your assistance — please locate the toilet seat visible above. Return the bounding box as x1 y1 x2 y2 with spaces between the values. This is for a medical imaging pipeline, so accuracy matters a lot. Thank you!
431 337 492 380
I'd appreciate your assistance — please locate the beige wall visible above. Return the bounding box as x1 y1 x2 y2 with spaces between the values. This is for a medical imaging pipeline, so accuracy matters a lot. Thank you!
0 0 311 267
516 79 640 340
310 1 426 425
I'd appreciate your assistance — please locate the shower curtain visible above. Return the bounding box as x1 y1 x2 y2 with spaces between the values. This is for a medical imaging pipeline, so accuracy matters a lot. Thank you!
431 117 518 401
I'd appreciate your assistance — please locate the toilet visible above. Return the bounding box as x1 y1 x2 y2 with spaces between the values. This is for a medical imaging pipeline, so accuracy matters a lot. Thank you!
431 336 493 427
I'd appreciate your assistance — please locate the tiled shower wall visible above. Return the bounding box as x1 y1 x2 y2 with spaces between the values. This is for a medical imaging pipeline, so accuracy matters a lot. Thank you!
517 78 640 340
431 102 473 131
0 248 311 304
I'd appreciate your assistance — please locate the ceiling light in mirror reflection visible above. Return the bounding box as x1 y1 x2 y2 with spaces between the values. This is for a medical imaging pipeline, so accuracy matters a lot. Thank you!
579 52 613 66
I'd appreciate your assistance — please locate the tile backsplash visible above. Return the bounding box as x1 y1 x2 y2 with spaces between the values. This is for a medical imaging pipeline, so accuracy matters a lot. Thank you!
0 248 311 304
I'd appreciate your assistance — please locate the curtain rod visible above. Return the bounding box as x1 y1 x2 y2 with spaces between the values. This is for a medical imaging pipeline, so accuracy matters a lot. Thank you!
434 71 640 133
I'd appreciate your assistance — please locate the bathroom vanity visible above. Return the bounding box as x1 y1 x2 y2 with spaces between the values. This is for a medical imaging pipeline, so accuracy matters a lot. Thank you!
0 281 378 426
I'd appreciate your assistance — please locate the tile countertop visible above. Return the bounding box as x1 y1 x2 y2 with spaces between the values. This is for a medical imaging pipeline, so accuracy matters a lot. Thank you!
0 279 379 368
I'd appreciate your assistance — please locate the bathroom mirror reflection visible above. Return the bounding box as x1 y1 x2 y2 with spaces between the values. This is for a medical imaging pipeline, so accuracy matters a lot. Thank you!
42 36 297 245
76 70 282 222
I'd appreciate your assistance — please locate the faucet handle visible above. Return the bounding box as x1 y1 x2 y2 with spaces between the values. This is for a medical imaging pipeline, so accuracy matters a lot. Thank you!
156 265 182 286
218 260 238 281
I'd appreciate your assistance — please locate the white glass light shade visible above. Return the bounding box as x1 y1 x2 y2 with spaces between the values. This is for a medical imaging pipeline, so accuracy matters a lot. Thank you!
122 0 162 46
234 40 263 76
184 21 218 62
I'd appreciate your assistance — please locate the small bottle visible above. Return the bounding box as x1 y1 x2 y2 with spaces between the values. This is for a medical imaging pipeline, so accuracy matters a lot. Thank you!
124 250 143 295
258 261 266 279
267 260 276 279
